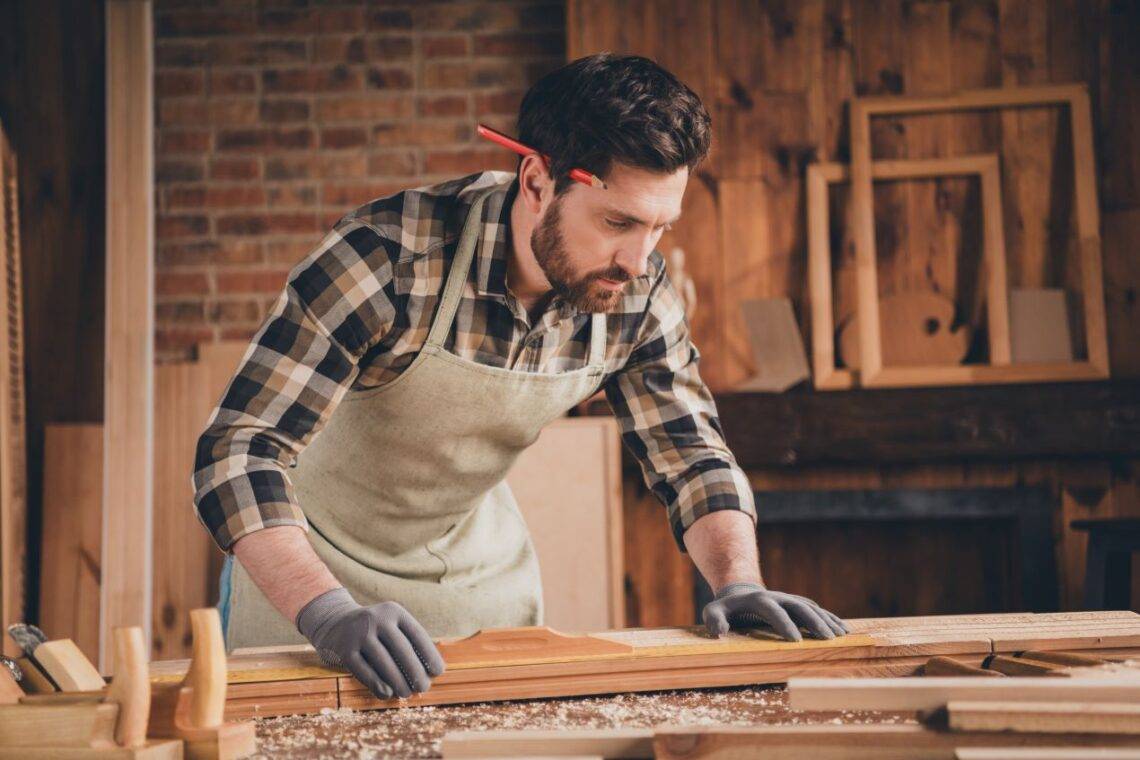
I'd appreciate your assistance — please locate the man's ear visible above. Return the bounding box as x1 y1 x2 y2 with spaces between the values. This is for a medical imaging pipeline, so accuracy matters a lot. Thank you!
517 153 553 215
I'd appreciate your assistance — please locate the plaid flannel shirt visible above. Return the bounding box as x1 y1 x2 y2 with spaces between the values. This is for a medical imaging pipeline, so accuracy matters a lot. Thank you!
192 170 756 554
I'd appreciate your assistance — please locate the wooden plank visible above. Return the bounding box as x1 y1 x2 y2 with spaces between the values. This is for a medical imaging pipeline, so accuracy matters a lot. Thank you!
0 123 27 661
505 418 624 631
788 676 1140 712
33 640 105 692
39 424 103 664
654 724 1140 759
948 700 1140 735
0 701 118 747
102 0 155 673
442 728 653 758
956 750 1140 760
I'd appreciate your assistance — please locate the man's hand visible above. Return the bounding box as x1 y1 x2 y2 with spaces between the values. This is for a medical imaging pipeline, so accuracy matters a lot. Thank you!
296 588 446 699
702 582 849 642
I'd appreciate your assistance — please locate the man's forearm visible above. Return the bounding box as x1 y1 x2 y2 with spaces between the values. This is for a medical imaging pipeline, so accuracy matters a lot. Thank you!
682 510 763 591
231 525 342 624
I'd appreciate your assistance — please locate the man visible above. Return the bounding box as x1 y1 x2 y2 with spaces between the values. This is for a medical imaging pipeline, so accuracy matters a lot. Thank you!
193 53 848 702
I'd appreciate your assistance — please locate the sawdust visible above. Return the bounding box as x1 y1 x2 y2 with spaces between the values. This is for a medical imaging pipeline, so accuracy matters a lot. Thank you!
251 684 911 759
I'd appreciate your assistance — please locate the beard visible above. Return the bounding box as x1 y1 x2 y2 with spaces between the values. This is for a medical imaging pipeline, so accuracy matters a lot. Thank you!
530 194 630 313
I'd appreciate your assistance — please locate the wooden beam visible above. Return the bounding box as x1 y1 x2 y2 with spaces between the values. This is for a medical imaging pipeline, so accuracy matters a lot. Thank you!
442 728 653 759
947 700 1140 735
102 0 154 673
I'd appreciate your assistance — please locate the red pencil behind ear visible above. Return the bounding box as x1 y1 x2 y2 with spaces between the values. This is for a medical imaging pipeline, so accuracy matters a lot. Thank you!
476 123 607 189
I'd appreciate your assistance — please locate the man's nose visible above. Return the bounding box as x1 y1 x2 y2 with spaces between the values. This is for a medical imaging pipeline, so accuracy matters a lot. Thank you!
614 235 655 279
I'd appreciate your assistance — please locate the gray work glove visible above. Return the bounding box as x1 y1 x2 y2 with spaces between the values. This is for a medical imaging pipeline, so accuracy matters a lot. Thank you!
296 587 446 700
702 582 850 642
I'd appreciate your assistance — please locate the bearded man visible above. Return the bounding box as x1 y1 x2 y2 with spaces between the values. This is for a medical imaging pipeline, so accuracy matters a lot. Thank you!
193 53 847 702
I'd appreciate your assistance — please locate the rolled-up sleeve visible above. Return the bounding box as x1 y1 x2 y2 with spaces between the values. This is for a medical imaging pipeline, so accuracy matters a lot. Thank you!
192 219 400 553
603 266 756 552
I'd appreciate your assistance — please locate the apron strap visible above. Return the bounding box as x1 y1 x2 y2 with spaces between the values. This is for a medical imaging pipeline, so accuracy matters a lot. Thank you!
588 312 606 368
424 187 495 349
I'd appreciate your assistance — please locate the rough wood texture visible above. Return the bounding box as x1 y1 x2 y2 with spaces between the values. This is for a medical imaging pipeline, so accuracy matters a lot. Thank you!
102 0 155 673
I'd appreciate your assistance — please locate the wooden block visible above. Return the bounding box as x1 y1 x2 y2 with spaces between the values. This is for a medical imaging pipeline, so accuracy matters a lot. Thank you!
735 298 810 392
1010 289 1075 364
788 676 1140 712
34 640 106 692
0 742 182 760
947 700 1140 735
0 701 118 747
14 656 56 694
1020 650 1109 667
436 627 634 669
0 665 20 703
106 627 150 748
987 655 1067 677
441 728 653 758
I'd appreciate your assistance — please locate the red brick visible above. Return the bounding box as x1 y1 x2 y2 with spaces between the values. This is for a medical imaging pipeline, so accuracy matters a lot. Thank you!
216 213 320 236
156 42 207 67
365 67 414 90
209 70 257 95
321 181 409 207
158 241 264 267
210 157 261 181
475 89 524 116
424 148 513 176
367 151 418 176
156 301 207 323
157 159 206 183
157 271 210 296
215 268 293 293
216 127 313 152
257 9 315 33
158 215 210 239
207 299 263 323
366 8 413 30
422 35 470 58
316 153 370 179
259 99 311 122
315 95 414 122
315 7 366 32
267 239 316 264
156 70 204 97
373 120 470 147
423 61 470 89
208 99 259 125
159 100 208 126
314 36 414 64
320 127 369 150
266 184 318 208
473 32 564 57
219 327 258 343
321 209 347 228
208 38 308 66
167 185 267 209
155 10 257 37
264 155 317 180
156 327 216 356
418 94 469 118
412 4 517 32
263 66 362 94
469 59 532 89
160 130 211 153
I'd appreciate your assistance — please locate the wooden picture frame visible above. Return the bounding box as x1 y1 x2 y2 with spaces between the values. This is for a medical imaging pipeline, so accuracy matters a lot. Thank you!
847 84 1108 388
808 155 1009 390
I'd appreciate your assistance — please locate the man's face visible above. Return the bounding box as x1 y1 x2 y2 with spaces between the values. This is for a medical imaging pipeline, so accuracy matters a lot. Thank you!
530 162 688 313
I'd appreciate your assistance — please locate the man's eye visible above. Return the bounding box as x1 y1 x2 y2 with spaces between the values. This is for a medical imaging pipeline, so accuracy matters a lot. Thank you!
605 218 630 230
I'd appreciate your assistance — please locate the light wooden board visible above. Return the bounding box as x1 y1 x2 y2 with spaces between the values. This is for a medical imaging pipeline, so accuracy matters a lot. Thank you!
102 0 155 673
40 424 103 664
947 700 1140 735
505 417 624 631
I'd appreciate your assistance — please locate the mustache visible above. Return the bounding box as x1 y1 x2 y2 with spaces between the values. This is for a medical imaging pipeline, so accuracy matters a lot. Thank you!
592 268 631 283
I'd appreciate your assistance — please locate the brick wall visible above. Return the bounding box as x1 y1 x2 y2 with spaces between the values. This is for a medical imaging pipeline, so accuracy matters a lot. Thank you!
153 0 565 361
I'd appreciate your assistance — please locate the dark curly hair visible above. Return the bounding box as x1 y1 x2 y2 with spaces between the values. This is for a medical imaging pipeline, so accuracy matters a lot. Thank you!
516 53 712 195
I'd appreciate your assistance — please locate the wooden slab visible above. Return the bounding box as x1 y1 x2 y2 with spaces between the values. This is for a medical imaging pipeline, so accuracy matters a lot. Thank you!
947 700 1140 735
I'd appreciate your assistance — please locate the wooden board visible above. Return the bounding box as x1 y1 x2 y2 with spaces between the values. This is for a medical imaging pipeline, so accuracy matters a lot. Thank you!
148 611 1140 717
102 0 155 673
0 122 26 660
947 700 1140 735
504 417 624 631
39 424 103 664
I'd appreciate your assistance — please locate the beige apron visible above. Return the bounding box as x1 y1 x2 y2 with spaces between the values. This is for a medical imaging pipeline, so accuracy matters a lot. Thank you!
225 186 608 648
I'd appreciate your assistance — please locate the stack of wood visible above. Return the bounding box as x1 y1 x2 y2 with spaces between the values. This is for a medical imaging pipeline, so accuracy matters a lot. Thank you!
146 610 1140 722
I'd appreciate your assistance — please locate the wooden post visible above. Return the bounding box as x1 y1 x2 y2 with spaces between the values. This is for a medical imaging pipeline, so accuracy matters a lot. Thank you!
102 0 154 673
